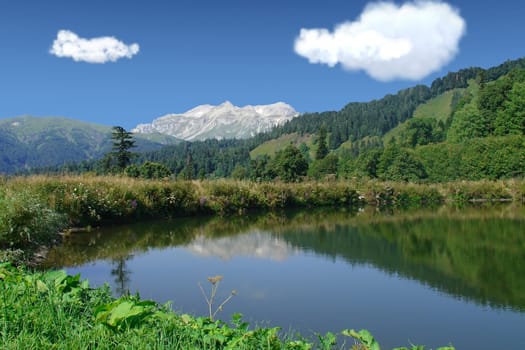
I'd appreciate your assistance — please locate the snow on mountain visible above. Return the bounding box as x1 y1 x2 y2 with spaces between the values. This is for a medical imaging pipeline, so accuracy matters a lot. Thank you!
132 101 299 141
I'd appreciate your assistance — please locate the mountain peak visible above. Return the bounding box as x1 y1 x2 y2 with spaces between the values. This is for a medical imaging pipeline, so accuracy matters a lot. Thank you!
220 100 234 108
132 102 299 141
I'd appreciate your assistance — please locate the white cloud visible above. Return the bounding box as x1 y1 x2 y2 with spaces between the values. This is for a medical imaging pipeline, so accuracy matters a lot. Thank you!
50 30 140 64
294 1 466 81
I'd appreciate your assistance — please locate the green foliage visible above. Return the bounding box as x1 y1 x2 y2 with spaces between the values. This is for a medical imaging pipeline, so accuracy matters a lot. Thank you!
250 133 315 159
249 155 274 181
270 145 309 182
383 89 457 146
494 81 525 135
231 165 249 180
136 138 252 179
417 136 525 182
308 154 339 180
182 154 194 180
377 145 427 182
298 142 312 163
126 161 172 179
315 126 329 160
124 164 140 177
448 69 525 142
344 149 382 179
6 176 200 226
95 297 158 331
110 126 136 171
343 329 380 350
288 182 360 207
400 118 444 147
0 188 66 249
447 97 485 142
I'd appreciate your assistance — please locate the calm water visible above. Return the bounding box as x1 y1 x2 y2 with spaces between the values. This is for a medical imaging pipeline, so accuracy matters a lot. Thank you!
43 205 525 349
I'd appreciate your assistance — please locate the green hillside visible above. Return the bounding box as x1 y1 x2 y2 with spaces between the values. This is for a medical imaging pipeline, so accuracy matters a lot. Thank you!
250 133 315 159
0 116 179 174
252 86 462 160
383 89 461 145
344 68 525 182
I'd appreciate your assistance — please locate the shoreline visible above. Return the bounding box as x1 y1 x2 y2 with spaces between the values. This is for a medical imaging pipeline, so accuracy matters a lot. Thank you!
1 175 524 266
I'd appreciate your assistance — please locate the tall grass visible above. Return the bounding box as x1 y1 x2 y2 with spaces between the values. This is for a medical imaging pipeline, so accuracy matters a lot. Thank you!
1 175 524 257
0 187 66 250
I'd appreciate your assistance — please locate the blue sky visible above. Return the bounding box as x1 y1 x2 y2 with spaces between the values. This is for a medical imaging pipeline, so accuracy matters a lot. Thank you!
1 0 524 130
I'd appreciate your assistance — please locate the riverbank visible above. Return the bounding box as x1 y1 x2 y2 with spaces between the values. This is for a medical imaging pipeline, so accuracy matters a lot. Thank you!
1 175 524 263
0 263 454 350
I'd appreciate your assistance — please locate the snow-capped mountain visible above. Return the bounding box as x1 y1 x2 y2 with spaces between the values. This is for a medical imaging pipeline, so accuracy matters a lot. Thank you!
132 101 299 141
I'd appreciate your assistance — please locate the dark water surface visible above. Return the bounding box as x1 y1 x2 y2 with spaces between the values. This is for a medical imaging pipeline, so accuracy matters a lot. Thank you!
43 205 525 349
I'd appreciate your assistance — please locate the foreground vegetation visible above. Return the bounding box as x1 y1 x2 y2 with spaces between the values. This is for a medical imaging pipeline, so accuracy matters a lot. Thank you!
0 263 454 350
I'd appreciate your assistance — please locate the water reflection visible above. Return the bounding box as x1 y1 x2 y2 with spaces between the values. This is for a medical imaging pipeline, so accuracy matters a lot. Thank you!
42 205 525 349
187 231 299 261
111 255 132 296
44 205 525 311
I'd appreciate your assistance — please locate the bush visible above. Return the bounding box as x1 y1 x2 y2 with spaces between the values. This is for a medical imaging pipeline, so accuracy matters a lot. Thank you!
126 162 172 179
0 189 66 249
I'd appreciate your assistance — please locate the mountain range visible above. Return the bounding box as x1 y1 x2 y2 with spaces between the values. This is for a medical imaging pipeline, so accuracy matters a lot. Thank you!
132 101 298 141
0 116 179 174
0 101 298 174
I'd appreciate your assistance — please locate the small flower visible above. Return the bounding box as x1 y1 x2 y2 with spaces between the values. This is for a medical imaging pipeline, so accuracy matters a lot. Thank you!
207 275 223 285
130 199 138 209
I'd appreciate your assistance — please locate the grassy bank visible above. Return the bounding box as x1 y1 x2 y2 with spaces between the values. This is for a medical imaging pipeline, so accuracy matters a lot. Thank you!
1 175 524 260
0 263 454 350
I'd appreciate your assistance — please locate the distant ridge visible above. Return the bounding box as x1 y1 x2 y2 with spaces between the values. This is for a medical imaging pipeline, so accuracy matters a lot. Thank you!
0 115 179 174
132 101 299 141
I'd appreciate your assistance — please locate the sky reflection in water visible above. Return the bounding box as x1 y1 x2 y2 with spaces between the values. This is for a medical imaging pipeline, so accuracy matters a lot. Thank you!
45 205 525 349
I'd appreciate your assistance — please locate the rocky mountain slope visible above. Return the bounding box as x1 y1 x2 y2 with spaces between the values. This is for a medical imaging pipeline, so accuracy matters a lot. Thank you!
132 101 299 141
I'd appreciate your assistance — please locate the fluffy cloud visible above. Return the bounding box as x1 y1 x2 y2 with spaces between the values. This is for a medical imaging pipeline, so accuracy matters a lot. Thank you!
294 1 466 81
50 30 140 63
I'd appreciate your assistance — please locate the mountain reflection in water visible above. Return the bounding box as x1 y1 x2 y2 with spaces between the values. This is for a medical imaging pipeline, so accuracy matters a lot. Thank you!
43 205 525 350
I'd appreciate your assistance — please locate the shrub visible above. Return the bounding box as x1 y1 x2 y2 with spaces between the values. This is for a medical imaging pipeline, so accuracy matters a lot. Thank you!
0 189 66 249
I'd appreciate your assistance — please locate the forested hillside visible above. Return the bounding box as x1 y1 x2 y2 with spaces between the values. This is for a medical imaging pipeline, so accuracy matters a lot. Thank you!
345 68 525 182
25 57 525 182
125 57 525 181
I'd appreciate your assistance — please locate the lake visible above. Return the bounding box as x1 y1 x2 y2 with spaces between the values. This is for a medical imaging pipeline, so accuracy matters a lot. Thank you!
43 204 525 349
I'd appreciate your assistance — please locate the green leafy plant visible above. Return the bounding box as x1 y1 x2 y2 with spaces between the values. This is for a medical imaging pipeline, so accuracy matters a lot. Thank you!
343 329 381 350
95 296 157 331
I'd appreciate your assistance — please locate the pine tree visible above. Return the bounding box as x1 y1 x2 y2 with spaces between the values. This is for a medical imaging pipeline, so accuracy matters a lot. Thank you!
183 153 194 180
315 126 329 160
111 126 136 171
